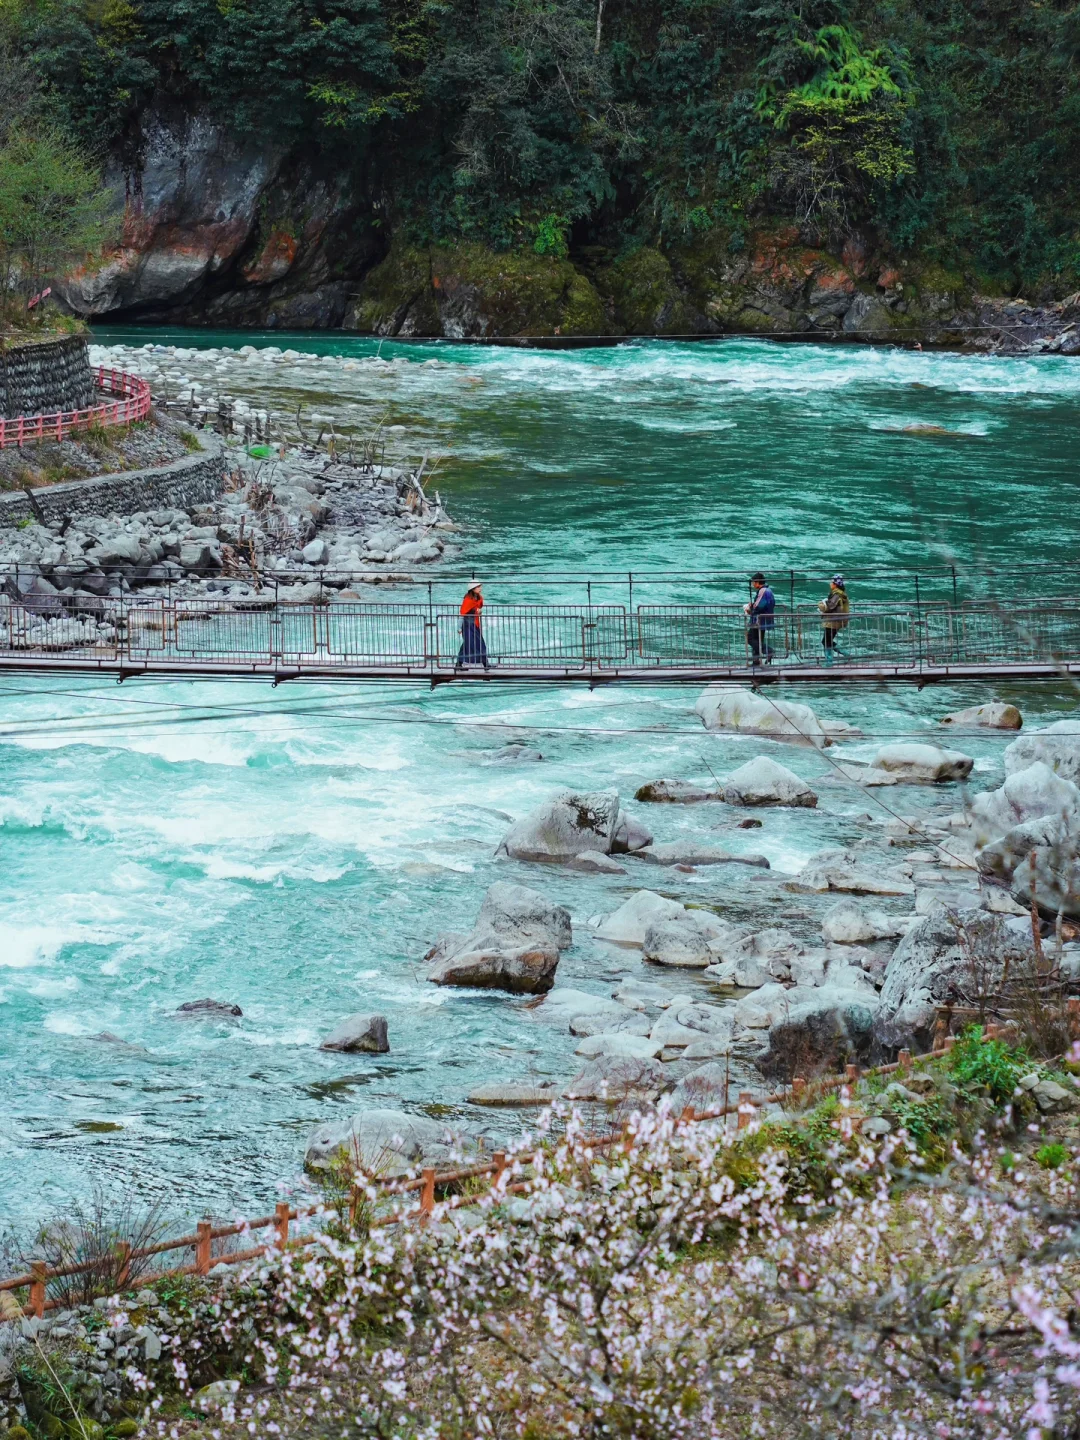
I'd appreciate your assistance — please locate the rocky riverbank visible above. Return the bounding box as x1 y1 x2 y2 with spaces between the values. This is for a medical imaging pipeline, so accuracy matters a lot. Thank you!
0 425 454 614
298 692 1080 1178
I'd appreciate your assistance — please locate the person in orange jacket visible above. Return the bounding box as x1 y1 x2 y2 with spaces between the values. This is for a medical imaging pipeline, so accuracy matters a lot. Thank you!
455 581 489 670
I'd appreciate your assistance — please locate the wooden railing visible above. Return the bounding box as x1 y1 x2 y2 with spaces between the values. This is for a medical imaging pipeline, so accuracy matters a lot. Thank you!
0 368 152 449
3 1028 1020 1324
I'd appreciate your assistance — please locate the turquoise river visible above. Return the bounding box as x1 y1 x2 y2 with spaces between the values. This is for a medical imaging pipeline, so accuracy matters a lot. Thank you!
1 333 1078 1230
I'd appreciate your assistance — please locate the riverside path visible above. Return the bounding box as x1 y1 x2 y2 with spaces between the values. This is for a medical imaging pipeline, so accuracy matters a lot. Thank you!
1 591 1079 685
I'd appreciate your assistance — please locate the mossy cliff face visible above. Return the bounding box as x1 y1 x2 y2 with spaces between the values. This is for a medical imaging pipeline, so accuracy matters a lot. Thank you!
343 231 1078 351
347 243 605 339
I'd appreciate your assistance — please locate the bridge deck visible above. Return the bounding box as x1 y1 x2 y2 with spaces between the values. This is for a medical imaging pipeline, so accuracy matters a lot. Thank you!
0 597 1076 684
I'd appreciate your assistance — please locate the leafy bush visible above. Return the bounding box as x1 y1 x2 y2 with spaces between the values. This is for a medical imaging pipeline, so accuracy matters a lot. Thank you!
1035 1142 1068 1170
947 1027 1029 1107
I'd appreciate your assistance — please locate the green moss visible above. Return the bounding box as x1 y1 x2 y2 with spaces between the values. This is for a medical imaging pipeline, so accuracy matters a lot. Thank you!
349 243 437 336
351 240 604 337
594 248 691 335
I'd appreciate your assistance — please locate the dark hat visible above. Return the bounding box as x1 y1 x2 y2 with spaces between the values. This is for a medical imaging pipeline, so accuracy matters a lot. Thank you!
750 572 767 584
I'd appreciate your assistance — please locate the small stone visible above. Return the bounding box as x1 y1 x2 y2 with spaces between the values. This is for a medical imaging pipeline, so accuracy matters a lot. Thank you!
861 1117 893 1136
634 779 722 804
174 998 242 1019
1032 1079 1074 1112
320 1013 389 1053
567 851 627 875
467 1084 557 1107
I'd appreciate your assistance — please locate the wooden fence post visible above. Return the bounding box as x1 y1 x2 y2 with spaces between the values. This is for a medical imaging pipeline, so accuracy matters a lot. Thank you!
792 1076 806 1104
943 1036 956 1052
737 1092 753 1130
115 1241 132 1290
1068 997 1080 1040
492 1152 507 1190
845 1063 860 1084
420 1168 436 1219
196 1221 213 1276
29 1262 46 1319
899 1049 912 1071
274 1202 290 1252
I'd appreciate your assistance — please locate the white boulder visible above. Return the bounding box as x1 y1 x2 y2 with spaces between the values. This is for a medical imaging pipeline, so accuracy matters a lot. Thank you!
562 1055 667 1101
940 702 1022 730
867 743 974 784
496 790 622 861
969 762 1080 844
695 686 828 747
721 756 818 808
1005 721 1080 784
821 901 905 944
574 1033 664 1060
305 1108 463 1175
642 914 722 969
595 890 686 947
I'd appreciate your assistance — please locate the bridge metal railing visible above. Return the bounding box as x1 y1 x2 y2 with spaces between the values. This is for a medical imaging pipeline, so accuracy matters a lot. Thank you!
2 596 1080 672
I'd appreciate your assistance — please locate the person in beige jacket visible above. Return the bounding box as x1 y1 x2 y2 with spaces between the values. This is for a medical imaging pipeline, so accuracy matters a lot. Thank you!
818 574 850 664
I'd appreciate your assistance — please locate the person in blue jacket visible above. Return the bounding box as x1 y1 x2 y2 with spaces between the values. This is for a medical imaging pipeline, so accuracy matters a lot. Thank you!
744 572 775 665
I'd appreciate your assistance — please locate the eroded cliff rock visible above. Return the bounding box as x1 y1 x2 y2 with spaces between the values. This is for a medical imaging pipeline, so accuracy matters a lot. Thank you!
54 123 1080 352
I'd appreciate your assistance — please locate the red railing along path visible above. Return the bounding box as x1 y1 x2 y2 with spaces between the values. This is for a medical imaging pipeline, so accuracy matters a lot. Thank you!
0 368 152 449
4 1018 1059 1324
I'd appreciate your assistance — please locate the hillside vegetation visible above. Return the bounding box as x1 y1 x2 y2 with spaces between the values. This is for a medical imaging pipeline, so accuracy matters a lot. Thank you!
5 0 1080 301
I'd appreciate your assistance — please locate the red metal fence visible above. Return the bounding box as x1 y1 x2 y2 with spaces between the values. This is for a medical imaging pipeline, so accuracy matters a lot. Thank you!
0 367 152 449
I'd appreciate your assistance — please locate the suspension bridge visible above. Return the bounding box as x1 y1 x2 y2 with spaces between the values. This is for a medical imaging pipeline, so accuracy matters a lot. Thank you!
0 592 1077 685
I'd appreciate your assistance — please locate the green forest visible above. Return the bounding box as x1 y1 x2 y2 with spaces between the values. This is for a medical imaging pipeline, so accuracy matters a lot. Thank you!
4 0 1080 300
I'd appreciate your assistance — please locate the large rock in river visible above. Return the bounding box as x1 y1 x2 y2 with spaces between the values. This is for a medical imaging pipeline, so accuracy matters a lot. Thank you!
595 890 686 946
320 1013 390 1053
941 702 1022 731
969 762 1080 844
472 881 572 951
875 908 1035 1050
721 756 818 808
643 911 734 969
867 743 974 783
1005 720 1080 783
758 986 881 1080
496 790 651 861
695 686 828 746
562 1054 667 1102
426 881 571 994
305 1108 464 1174
976 814 1080 917
821 901 905 944
428 943 560 993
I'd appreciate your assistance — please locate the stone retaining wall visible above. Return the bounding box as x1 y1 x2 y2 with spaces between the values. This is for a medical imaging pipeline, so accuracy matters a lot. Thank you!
0 432 226 528
0 335 95 418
